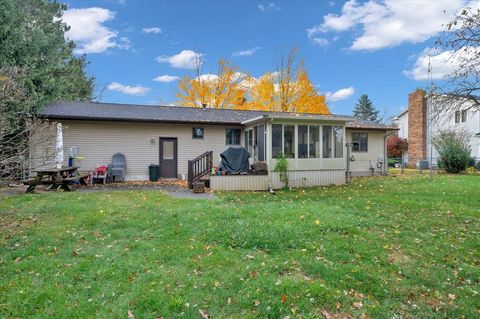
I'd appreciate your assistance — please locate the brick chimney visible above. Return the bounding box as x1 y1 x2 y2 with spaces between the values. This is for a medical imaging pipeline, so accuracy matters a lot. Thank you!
407 89 427 165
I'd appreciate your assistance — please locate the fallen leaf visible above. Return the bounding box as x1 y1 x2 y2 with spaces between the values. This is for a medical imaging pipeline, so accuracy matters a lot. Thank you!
321 309 332 319
336 302 341 310
72 251 79 257
353 301 363 309
227 297 232 305
254 299 261 306
281 294 287 303
314 219 321 225
199 309 209 319
448 293 456 300
128 310 135 319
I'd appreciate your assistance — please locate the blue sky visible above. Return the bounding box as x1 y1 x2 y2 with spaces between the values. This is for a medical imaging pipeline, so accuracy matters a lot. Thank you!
62 0 477 118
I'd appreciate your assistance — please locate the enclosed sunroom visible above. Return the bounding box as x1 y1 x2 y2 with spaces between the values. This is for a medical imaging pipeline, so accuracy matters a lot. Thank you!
209 114 353 190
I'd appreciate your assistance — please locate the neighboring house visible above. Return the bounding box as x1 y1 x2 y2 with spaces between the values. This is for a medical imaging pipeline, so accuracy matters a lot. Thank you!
37 101 396 190
393 89 480 166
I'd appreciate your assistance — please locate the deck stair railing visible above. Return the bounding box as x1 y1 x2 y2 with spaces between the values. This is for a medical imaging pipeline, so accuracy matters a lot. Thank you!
187 151 213 188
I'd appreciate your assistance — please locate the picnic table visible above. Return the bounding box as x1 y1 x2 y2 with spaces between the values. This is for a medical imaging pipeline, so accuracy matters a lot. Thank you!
22 167 89 193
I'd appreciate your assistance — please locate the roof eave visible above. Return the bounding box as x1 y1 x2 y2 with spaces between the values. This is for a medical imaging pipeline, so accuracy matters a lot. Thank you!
41 114 244 126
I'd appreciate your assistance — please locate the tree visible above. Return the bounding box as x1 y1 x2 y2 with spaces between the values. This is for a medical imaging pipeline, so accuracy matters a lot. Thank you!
0 0 94 179
177 58 248 109
258 49 329 114
353 94 380 122
434 6 480 112
387 135 408 158
176 49 330 114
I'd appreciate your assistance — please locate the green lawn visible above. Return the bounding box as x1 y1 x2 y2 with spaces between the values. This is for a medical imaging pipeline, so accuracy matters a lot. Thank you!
1 175 479 318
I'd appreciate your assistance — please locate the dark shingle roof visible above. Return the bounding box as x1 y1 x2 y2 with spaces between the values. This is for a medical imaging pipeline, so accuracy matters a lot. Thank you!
346 119 398 130
40 101 397 130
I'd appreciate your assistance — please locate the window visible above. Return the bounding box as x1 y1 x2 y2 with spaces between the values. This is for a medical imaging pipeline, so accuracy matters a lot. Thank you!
192 127 204 139
244 129 254 157
283 125 295 158
333 126 344 158
297 125 320 159
226 128 241 145
298 125 308 158
309 125 320 158
272 124 282 158
352 133 368 152
322 126 332 158
255 125 266 161
455 111 460 123
461 110 467 122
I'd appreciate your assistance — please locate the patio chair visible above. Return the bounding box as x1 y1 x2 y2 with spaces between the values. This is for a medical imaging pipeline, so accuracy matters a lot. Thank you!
111 153 126 182
93 165 110 184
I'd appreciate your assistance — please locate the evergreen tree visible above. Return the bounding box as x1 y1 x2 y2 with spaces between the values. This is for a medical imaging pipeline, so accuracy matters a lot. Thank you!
0 0 94 114
353 94 381 122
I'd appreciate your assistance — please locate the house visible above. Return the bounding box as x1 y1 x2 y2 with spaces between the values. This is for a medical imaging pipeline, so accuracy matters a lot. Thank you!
37 101 397 190
393 89 480 166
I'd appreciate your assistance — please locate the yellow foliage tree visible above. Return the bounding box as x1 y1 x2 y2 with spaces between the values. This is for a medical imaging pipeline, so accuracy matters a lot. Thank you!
176 50 330 114
177 58 248 109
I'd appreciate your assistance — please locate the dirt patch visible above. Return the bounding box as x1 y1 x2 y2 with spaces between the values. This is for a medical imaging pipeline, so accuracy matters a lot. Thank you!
388 248 411 264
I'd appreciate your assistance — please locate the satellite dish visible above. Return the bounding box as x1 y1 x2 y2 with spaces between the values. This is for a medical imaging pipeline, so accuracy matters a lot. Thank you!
70 146 79 158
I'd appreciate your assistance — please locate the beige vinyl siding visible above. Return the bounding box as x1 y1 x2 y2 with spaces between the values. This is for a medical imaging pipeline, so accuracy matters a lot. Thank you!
346 129 386 176
46 120 242 180
270 170 345 189
210 175 269 191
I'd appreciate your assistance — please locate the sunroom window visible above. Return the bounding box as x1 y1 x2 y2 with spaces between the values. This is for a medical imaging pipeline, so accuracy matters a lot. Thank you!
333 126 344 158
322 126 332 158
298 125 308 158
272 124 282 158
298 125 320 159
283 125 295 158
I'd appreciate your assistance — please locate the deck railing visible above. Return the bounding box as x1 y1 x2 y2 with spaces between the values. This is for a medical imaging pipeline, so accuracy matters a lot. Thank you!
187 151 213 188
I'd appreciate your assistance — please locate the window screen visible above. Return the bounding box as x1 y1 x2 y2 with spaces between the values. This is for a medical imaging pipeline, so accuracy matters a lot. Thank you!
322 126 332 158
298 125 308 158
272 124 282 158
283 125 295 158
309 125 320 158
333 126 343 158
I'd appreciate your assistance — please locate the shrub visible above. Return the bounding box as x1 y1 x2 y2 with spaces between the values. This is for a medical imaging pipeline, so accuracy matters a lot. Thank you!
465 167 480 175
432 130 471 174
274 152 288 188
476 161 480 170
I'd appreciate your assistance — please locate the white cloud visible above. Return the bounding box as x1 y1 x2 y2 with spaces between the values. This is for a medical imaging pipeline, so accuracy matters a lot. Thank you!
153 75 180 83
62 7 121 54
403 46 480 81
258 3 280 11
156 50 203 69
196 74 219 82
107 82 150 96
307 0 475 51
117 36 131 49
311 38 329 46
142 27 162 34
232 46 261 57
325 87 355 101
